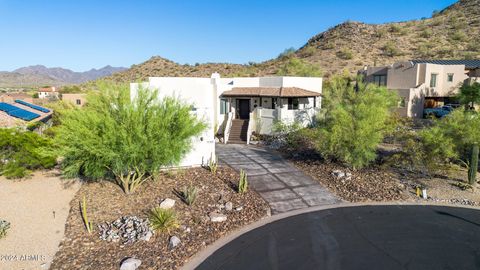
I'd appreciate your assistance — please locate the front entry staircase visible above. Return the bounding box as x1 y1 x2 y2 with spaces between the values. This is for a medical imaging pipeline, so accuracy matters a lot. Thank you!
227 119 249 144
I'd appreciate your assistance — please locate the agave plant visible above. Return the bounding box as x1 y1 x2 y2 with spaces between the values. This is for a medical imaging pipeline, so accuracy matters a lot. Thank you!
149 207 179 233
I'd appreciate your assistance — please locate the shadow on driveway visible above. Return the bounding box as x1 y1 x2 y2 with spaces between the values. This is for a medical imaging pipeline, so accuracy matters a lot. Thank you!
197 205 480 270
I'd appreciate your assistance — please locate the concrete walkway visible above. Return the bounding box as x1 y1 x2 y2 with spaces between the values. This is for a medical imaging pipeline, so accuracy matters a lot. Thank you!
217 144 340 214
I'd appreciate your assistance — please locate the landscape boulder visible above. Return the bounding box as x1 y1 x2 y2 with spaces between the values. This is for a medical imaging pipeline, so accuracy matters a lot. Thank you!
159 198 176 209
209 212 227 222
120 258 142 270
169 236 181 249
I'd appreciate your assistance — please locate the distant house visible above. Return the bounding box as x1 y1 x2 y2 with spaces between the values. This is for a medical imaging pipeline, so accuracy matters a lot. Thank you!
130 73 322 166
0 93 33 103
62 93 86 107
359 60 480 118
38 87 59 99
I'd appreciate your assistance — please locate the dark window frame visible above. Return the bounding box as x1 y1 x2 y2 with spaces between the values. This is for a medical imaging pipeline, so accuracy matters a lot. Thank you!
288 97 299 110
220 98 228 114
447 73 454 82
430 73 438 88
373 75 387 86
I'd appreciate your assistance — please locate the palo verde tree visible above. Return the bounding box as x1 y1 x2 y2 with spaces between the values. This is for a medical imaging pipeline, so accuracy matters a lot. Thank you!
457 82 480 110
316 75 398 169
419 110 480 185
54 82 206 194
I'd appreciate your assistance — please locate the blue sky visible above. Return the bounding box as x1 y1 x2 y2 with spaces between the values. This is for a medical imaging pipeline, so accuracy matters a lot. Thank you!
0 0 457 71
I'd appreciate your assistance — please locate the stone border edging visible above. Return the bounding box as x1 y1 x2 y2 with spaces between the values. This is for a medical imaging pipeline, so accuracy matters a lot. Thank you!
181 201 480 270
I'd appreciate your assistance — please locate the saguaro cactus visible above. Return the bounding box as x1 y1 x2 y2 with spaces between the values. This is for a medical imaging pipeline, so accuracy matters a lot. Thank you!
468 144 479 185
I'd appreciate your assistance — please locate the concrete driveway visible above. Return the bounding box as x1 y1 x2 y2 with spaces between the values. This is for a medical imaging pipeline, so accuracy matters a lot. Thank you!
217 144 340 214
195 205 480 270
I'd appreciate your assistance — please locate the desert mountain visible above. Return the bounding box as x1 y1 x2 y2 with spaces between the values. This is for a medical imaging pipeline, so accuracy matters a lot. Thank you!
108 0 480 82
0 65 126 88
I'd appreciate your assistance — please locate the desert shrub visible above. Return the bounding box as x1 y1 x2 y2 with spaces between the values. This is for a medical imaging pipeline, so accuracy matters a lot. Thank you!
451 30 467 42
278 47 296 59
207 156 218 175
437 48 455 58
0 129 56 179
53 82 206 194
419 29 433 38
398 110 480 174
298 46 316 57
376 28 387 38
181 185 198 206
467 38 480 52
316 76 398 169
462 52 478 60
382 41 402 57
0 219 10 239
430 17 443 26
417 44 435 58
276 57 322 77
60 85 83 94
389 24 402 33
149 208 179 233
337 48 354 60
272 122 317 151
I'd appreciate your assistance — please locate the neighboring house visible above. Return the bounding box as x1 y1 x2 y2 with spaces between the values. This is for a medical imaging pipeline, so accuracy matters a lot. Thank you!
360 60 480 118
62 93 86 107
0 93 33 103
130 73 322 166
38 87 59 99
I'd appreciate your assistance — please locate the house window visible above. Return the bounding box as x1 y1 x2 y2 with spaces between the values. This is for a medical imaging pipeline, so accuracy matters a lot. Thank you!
447 73 454 82
272 98 277 109
76 99 81 105
288 98 299 110
373 75 387 86
398 97 407 108
430 73 438 87
220 98 228 114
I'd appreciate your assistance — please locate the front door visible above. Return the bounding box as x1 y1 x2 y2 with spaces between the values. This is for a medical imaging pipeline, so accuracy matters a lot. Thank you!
238 99 250 119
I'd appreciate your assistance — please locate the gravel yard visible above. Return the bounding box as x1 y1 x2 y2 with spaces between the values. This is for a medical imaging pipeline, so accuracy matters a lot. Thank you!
50 166 269 270
0 171 80 270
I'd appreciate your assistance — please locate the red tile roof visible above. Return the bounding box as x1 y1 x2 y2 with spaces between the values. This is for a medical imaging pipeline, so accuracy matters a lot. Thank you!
221 87 322 97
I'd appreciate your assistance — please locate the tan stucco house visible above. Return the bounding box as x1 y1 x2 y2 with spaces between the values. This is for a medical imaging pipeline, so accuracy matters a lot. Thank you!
360 60 480 118
61 93 86 107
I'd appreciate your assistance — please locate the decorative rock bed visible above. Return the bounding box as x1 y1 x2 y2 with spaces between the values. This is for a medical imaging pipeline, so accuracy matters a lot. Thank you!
98 216 153 244
50 167 269 270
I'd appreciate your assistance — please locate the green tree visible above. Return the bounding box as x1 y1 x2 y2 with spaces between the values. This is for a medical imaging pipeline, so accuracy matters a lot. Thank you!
419 110 480 181
276 57 322 77
457 82 480 109
54 82 206 194
0 129 56 178
316 75 397 169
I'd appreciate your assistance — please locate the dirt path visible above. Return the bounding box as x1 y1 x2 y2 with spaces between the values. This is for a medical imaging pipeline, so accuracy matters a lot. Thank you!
0 171 80 270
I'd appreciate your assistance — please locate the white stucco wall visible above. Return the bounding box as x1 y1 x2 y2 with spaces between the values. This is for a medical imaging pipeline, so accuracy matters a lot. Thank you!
130 74 323 166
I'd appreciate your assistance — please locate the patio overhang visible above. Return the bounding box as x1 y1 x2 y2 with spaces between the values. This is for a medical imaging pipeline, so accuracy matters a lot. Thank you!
221 87 322 98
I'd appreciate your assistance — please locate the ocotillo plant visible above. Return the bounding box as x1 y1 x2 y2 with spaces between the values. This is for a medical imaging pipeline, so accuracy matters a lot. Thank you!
468 144 479 185
81 195 94 234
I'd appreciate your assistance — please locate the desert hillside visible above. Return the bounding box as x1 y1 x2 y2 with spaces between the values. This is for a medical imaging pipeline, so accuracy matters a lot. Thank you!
108 0 479 82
